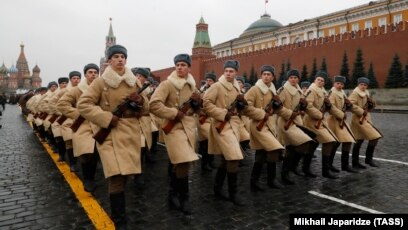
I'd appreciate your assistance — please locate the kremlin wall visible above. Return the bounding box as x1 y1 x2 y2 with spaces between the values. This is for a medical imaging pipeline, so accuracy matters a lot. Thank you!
152 0 408 88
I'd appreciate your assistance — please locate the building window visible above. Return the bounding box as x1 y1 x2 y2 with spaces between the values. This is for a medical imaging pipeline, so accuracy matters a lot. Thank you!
352 23 359 31
393 14 402 24
365 20 372 29
318 30 324 38
261 43 265 49
268 42 272 48
379 17 387 27
307 31 314 40
340 25 347 34
281 37 287 45
226 50 230 56
329 28 335 36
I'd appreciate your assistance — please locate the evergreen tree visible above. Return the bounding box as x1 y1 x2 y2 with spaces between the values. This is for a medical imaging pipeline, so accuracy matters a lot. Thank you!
309 58 317 83
403 64 408 87
351 49 366 88
385 54 404 88
301 64 309 83
366 62 379 88
249 65 258 86
242 72 248 84
340 52 351 89
286 59 291 72
277 62 286 88
319 57 332 89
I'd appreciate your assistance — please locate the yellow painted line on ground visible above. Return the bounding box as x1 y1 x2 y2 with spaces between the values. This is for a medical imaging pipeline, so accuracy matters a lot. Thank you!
28 121 114 229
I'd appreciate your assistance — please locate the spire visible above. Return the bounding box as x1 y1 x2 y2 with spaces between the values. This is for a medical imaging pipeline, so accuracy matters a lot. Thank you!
193 16 212 49
105 17 116 47
108 17 114 37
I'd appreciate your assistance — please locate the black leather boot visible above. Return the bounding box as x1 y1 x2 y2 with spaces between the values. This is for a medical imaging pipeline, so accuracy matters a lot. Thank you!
178 177 192 215
290 152 303 176
352 141 366 169
322 155 338 179
302 153 317 178
200 140 212 172
365 145 379 167
329 143 340 172
110 192 128 230
56 137 66 162
82 161 97 193
214 167 228 200
250 161 264 191
341 150 358 173
66 149 78 172
281 151 295 185
227 172 245 206
267 162 284 189
168 171 180 210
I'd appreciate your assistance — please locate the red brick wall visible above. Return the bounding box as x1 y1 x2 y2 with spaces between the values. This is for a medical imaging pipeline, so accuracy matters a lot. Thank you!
153 21 408 87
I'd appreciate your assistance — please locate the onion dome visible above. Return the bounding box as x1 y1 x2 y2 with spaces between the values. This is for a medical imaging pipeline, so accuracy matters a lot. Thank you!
0 63 8 74
33 65 41 73
8 64 18 74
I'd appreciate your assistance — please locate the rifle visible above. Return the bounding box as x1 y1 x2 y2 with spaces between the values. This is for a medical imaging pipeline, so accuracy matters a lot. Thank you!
162 93 200 134
39 112 48 120
359 96 375 125
70 116 85 132
56 115 67 125
216 100 237 133
284 98 307 130
93 82 150 144
315 94 331 129
198 114 208 125
256 95 282 131
48 114 59 123
339 96 352 129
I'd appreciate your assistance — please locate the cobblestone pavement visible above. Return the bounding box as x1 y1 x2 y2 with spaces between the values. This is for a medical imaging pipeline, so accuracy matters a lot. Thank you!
1 105 407 229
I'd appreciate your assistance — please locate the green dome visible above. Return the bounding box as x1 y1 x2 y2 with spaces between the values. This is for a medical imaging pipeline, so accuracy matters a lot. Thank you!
241 14 282 37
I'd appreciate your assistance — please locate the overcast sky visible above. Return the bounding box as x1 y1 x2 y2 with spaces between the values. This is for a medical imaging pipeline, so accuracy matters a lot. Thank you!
2 0 370 85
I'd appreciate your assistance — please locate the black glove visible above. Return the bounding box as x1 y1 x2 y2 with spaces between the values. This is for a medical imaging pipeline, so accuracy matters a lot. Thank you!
235 95 248 111
127 92 144 111
189 92 202 111
344 99 353 110
298 98 308 111
323 98 332 110
271 96 283 110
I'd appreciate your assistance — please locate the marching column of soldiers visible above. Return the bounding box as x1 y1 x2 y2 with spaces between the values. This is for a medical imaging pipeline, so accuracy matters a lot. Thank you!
19 45 383 229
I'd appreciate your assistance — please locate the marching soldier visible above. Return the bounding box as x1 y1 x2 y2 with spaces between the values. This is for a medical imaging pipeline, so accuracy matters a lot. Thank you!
149 54 201 215
277 69 316 184
197 72 217 172
26 87 48 133
203 60 249 206
57 65 99 191
49 77 69 162
300 81 311 94
57 71 82 170
245 65 292 190
131 67 153 186
349 77 382 168
37 82 59 149
327 76 358 173
78 45 148 229
235 76 250 152
303 71 339 179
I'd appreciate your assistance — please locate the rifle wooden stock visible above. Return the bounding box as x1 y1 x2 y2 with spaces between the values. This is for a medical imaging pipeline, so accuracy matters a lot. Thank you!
56 115 67 125
198 114 208 125
284 103 303 131
48 114 59 123
162 99 192 134
216 100 238 134
93 82 151 144
256 98 278 131
70 116 85 132
39 112 48 120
